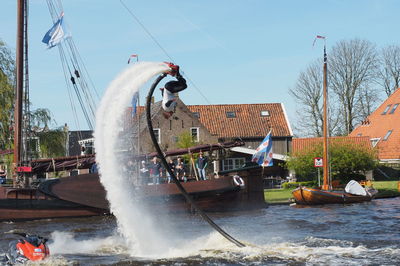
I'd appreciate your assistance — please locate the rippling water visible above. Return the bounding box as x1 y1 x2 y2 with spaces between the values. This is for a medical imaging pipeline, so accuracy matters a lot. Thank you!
1 197 399 265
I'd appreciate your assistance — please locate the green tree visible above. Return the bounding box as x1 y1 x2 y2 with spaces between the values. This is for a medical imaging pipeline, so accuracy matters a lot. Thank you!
0 39 15 151
176 131 199 176
286 142 377 184
38 127 67 158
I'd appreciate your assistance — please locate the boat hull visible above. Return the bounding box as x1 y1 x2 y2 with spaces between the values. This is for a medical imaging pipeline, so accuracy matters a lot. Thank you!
0 186 106 221
39 173 266 213
292 186 374 205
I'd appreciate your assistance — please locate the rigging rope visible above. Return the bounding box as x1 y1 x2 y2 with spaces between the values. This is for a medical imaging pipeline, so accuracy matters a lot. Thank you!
119 0 212 105
46 0 98 133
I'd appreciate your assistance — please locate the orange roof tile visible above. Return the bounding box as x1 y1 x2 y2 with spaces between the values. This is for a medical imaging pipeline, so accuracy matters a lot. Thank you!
292 136 372 155
187 103 292 138
350 88 400 160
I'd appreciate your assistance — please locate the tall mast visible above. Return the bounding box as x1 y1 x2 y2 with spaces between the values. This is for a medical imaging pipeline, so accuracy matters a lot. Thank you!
14 0 25 169
322 44 330 190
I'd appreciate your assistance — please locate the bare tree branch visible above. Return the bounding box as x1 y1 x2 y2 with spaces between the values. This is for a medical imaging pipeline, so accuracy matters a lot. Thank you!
378 45 400 96
329 39 379 134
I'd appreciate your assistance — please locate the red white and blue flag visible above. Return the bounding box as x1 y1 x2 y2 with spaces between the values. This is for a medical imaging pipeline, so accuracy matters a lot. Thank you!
252 131 273 167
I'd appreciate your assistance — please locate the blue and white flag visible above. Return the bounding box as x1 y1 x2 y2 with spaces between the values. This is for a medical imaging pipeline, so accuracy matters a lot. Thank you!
252 131 273 167
42 13 69 48
131 92 139 117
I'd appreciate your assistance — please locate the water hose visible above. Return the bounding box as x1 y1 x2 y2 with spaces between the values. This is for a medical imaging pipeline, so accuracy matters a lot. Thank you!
146 73 245 248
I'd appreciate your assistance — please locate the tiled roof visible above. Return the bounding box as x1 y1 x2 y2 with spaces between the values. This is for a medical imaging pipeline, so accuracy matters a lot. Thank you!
187 103 292 138
292 136 372 155
350 88 400 160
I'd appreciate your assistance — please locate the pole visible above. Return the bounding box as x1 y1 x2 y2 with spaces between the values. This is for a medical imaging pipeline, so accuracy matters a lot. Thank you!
14 0 25 183
322 44 330 191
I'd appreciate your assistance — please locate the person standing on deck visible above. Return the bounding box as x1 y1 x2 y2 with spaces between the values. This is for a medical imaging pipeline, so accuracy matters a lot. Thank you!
196 151 208 180
0 166 6 184
149 157 162 185
166 158 176 183
175 157 186 182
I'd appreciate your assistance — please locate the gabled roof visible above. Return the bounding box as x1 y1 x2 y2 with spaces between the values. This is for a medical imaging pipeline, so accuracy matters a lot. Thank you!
292 136 372 155
187 103 293 138
350 88 400 160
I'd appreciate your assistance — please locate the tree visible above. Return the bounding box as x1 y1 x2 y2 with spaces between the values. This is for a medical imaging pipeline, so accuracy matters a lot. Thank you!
286 141 377 184
290 60 323 137
0 39 15 151
290 59 340 137
38 127 67 158
378 45 400 97
329 39 379 134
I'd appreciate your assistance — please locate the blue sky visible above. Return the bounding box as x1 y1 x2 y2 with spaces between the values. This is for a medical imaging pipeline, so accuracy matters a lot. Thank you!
1 0 400 132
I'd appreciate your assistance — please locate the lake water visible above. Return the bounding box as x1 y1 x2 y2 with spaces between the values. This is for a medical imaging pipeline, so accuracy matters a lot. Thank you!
1 197 399 265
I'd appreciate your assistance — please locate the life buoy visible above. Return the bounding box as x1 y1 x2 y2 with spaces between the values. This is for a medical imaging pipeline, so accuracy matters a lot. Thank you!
233 175 245 188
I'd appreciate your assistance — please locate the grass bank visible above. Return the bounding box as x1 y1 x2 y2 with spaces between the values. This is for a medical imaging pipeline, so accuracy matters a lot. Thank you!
264 180 400 204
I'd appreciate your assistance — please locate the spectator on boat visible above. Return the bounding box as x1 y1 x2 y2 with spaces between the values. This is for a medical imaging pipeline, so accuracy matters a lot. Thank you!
166 158 176 183
140 160 149 184
80 146 86 156
196 151 208 180
149 157 162 185
90 162 98 173
175 157 186 182
161 68 187 119
0 166 6 184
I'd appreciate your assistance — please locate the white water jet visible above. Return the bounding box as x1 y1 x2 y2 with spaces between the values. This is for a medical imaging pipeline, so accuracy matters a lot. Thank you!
94 62 170 257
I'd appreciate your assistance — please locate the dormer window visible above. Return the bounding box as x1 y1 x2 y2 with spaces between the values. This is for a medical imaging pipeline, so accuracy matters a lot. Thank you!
370 138 380 147
261 110 270 117
382 104 392 115
389 103 399 114
383 130 393 141
226 111 236 118
193 112 200 118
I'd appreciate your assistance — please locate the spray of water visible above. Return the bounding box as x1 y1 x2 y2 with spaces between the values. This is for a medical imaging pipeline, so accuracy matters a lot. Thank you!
94 62 170 257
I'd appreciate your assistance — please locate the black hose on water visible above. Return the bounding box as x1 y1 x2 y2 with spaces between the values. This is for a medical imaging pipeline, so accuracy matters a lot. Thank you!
146 73 245 248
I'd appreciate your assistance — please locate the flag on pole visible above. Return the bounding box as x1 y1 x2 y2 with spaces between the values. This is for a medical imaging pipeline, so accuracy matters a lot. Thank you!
252 131 273 167
42 13 70 48
128 54 138 64
313 35 326 46
131 92 139 117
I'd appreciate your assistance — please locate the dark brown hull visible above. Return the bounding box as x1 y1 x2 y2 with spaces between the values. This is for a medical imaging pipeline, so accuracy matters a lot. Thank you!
292 186 374 205
0 186 106 221
0 168 266 221
39 173 266 212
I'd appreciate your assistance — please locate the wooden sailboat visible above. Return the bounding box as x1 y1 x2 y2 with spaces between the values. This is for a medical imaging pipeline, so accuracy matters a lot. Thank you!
0 1 266 221
0 0 106 221
292 40 377 205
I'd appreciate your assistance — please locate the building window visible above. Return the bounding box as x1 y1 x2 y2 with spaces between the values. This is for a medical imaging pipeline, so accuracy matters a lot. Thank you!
153 128 161 143
381 104 392 115
389 103 399 114
226 111 236 118
383 130 393 141
193 112 200 118
370 138 380 147
357 133 362 137
222 158 245 171
190 127 199 142
261 110 270 117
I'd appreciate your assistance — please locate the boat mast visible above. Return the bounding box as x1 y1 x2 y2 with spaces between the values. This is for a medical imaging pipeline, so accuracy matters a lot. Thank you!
14 0 25 171
322 44 331 190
